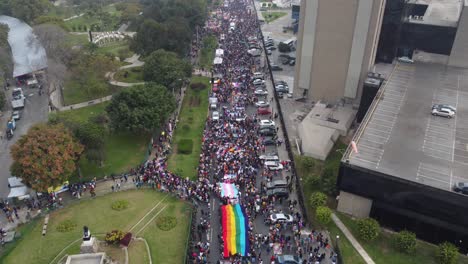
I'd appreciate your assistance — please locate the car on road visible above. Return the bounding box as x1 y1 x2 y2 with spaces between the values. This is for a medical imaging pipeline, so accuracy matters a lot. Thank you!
212 111 220 121
398 56 414 63
267 180 288 190
259 128 276 136
254 89 269 96
259 119 275 128
277 255 302 264
266 46 277 51
257 107 272 115
271 64 283 71
12 111 21 121
265 161 283 170
453 182 468 194
266 49 272 55
255 101 270 108
268 213 293 224
289 59 295 66
253 79 265 85
431 107 455 118
262 137 276 146
275 85 289 93
260 155 279 162
432 104 456 113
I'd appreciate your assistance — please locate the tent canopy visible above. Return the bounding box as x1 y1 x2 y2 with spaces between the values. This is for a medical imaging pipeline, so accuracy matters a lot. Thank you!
8 186 28 198
216 49 224 57
214 57 223 65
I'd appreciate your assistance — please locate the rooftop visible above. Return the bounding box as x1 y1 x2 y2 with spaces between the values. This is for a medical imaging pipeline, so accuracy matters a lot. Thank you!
406 0 463 27
345 62 468 193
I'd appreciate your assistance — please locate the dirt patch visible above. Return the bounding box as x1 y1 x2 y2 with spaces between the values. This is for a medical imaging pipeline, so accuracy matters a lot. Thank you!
189 96 200 107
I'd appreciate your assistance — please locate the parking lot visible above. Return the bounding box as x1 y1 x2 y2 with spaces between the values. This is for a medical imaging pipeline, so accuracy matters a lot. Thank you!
349 63 468 192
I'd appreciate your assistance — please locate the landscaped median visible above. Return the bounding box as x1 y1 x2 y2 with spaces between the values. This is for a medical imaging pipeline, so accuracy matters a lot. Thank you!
167 76 210 180
261 11 287 23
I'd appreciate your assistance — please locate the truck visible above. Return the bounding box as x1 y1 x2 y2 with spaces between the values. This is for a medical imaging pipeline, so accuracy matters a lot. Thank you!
11 88 25 109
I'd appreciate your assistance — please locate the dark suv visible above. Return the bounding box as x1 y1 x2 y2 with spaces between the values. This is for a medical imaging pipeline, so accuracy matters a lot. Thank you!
453 182 468 194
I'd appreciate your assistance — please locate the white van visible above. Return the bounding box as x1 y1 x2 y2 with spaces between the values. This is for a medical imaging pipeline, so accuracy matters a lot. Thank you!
265 161 284 171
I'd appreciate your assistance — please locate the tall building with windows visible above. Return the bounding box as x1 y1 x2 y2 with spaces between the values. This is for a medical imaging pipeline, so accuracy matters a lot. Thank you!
293 0 386 103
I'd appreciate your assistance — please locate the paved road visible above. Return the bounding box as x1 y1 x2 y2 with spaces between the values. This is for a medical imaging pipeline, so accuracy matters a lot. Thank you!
0 85 49 198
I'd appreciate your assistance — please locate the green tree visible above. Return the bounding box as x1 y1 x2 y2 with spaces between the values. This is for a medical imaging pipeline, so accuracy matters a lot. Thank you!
309 192 327 208
131 19 167 56
143 49 191 88
437 242 459 264
10 124 84 192
357 218 380 241
106 83 176 132
10 0 51 24
315 206 332 225
0 91 5 110
393 230 417 254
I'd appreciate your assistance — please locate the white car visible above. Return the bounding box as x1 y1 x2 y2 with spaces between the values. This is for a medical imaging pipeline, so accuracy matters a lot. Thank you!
254 89 268 95
212 111 220 121
259 155 279 161
269 213 294 224
432 108 455 118
12 111 21 121
265 161 284 171
432 104 456 113
398 56 414 63
260 119 275 128
255 101 270 108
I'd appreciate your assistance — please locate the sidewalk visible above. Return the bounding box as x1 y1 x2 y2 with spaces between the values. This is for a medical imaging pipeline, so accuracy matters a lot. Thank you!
332 213 376 264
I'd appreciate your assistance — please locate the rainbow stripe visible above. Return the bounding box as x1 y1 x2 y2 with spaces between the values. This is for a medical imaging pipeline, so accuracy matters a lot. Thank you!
221 204 249 257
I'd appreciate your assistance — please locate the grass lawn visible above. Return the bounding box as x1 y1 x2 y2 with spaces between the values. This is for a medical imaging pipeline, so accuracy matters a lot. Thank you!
0 190 191 264
128 240 150 264
66 33 89 47
52 103 149 181
96 41 132 59
78 131 148 180
62 80 122 106
199 35 217 69
167 76 210 180
262 11 287 23
326 221 366 264
336 212 468 264
114 67 144 83
64 4 121 32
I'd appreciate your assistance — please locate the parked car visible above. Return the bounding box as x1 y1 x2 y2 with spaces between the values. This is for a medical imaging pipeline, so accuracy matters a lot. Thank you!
11 111 21 121
259 155 279 161
289 59 295 66
212 111 220 121
271 64 283 71
267 188 289 199
262 137 276 146
277 255 302 264
257 107 272 115
275 85 289 93
268 213 293 224
453 182 468 194
259 119 275 128
254 89 269 96
266 180 288 190
431 107 455 118
398 56 414 63
265 161 283 170
259 129 276 136
266 46 277 51
432 104 456 113
266 49 272 55
253 79 266 85
255 101 270 108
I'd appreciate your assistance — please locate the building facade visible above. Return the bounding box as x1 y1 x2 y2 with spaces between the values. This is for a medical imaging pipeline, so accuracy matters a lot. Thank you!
293 0 386 103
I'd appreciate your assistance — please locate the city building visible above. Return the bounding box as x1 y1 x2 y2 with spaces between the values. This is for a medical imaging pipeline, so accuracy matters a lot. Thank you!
293 0 386 103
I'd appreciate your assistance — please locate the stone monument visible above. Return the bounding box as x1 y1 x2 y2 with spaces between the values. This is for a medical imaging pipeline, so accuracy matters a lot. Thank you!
80 226 99 253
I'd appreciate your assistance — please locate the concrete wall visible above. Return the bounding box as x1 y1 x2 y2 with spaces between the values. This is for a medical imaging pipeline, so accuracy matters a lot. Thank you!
449 2 468 67
294 0 385 103
337 191 373 219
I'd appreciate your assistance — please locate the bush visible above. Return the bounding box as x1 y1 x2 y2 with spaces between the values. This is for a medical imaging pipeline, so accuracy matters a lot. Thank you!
190 82 207 91
315 206 332 225
357 218 380 241
105 230 125 244
393 230 417 254
111 200 129 211
56 220 77 232
156 216 177 231
437 242 459 264
321 167 337 195
177 139 193 154
309 192 327 208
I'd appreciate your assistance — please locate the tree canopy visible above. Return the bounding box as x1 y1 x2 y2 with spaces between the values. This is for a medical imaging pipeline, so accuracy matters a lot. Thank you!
10 124 84 192
106 83 176 133
143 49 191 88
9 0 51 24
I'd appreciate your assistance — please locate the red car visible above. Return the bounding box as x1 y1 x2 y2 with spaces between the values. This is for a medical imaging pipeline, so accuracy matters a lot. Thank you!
257 107 272 115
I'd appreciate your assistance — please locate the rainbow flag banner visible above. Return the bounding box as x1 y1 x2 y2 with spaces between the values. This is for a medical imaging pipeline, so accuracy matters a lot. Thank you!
221 204 249 258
